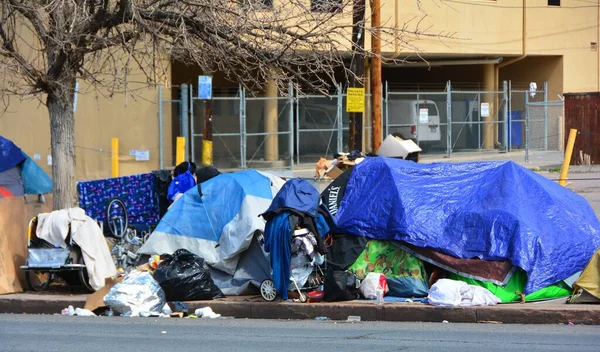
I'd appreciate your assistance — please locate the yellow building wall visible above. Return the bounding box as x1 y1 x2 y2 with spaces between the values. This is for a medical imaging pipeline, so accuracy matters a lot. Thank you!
0 22 173 181
375 0 598 93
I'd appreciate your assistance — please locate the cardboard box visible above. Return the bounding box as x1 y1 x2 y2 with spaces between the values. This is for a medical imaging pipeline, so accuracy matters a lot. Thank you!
377 135 422 159
84 276 123 312
325 166 344 180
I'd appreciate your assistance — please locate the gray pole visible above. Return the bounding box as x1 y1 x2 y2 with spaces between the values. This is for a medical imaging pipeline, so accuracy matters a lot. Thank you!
380 83 384 144
508 81 512 151
158 85 164 170
525 90 530 163
503 81 509 151
288 82 294 168
337 83 343 153
544 81 549 151
239 85 246 169
384 81 389 137
190 84 195 163
295 88 300 165
180 84 189 160
446 80 452 156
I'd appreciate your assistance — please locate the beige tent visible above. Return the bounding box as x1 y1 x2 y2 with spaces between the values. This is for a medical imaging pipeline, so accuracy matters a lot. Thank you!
570 248 600 304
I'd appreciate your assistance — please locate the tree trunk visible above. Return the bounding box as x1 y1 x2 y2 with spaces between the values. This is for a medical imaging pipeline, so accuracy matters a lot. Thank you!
47 93 77 210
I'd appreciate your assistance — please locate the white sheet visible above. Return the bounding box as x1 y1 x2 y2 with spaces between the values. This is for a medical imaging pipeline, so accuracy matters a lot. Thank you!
36 208 117 290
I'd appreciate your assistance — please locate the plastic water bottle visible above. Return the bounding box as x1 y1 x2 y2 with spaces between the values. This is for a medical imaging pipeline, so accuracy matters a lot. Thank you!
376 289 384 306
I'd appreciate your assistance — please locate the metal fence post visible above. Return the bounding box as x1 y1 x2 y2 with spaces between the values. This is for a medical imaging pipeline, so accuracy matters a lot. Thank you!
158 85 164 170
544 81 549 151
416 91 420 145
503 81 508 151
446 81 452 156
288 82 294 169
337 83 343 153
508 81 512 151
295 88 300 165
525 90 530 163
180 84 189 160
190 84 195 163
381 83 384 143
239 84 247 169
385 81 389 137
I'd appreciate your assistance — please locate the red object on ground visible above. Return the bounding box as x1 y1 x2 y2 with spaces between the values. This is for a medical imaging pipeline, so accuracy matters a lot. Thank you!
308 290 324 303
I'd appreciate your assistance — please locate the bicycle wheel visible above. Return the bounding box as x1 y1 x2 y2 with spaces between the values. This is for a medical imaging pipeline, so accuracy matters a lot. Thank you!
105 198 128 239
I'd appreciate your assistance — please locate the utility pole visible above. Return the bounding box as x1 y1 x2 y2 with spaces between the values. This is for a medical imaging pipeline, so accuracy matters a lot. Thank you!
371 0 382 152
349 0 366 151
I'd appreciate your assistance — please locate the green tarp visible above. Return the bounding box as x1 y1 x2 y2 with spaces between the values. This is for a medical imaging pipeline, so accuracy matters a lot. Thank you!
348 240 428 297
450 270 572 303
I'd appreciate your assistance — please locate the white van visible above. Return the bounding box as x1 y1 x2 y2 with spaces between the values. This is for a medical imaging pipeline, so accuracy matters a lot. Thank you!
387 99 441 150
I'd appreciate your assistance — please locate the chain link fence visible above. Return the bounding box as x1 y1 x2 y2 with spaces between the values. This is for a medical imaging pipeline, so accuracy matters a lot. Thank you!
160 80 561 170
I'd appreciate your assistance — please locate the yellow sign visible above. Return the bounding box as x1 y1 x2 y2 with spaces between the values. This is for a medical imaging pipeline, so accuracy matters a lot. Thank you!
346 88 365 113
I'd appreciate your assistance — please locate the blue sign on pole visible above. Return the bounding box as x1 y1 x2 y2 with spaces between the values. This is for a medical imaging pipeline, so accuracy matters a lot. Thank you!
198 76 212 100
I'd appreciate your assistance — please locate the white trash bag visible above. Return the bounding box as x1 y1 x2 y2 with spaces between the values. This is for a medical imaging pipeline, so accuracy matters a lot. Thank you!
104 270 166 317
428 279 500 307
359 273 389 300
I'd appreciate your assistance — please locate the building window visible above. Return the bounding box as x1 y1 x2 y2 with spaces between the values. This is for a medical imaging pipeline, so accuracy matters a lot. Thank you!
311 0 343 13
548 0 560 6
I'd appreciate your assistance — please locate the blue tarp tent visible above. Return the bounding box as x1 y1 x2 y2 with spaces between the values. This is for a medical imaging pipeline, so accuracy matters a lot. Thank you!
139 169 285 295
335 157 600 294
0 135 52 197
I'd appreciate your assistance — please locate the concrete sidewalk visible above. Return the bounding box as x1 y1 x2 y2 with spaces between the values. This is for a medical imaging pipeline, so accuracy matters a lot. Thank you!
1 293 599 325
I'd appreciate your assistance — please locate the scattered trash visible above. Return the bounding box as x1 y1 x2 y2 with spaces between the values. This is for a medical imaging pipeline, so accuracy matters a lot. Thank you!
162 304 172 315
161 331 167 334
428 279 500 307
568 320 575 326
104 270 166 317
315 316 328 321
74 308 96 317
347 315 361 322
359 273 388 301
194 307 221 319
61 305 75 316
442 320 449 324
152 249 224 301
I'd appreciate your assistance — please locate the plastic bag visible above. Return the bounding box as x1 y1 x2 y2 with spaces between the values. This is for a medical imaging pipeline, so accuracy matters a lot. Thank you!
153 249 224 301
359 273 389 299
428 279 500 307
104 270 166 317
324 270 359 302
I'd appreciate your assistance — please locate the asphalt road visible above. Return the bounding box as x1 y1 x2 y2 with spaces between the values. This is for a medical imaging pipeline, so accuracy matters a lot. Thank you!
1 315 599 352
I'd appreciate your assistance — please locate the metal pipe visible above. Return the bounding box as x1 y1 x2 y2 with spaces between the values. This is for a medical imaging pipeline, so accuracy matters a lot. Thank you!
385 81 389 137
158 85 164 170
295 87 300 165
503 81 509 150
288 82 294 168
544 81 549 150
446 81 452 156
525 90 530 163
390 58 504 68
190 84 195 163
337 83 343 153
180 84 189 160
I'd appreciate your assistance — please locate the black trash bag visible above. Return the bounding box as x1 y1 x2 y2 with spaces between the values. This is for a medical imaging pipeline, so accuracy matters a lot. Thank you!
153 249 224 301
324 269 359 302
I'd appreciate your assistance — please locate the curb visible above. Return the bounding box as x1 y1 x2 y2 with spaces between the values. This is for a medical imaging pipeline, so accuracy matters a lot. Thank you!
1 296 599 325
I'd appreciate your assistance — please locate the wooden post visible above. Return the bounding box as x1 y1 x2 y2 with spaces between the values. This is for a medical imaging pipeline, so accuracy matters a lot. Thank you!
559 129 577 186
371 0 382 152
202 101 213 166
111 137 119 178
